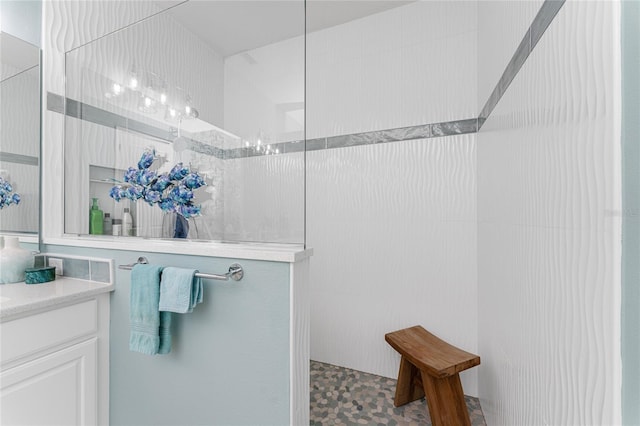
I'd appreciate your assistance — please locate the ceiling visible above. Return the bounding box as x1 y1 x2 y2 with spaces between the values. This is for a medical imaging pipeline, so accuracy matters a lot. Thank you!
154 0 413 57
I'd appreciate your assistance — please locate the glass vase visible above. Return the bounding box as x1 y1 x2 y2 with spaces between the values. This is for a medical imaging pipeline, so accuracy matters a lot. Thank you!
0 236 35 284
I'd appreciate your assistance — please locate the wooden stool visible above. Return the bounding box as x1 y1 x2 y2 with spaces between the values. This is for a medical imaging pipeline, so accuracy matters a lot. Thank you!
385 325 480 426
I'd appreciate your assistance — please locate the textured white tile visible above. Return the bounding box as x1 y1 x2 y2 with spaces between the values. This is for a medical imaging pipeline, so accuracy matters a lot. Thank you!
401 1 477 47
291 259 310 426
223 153 304 244
307 134 478 394
1 66 39 157
306 1 477 139
400 30 477 125
477 0 544 108
41 110 65 238
43 0 161 95
477 1 621 424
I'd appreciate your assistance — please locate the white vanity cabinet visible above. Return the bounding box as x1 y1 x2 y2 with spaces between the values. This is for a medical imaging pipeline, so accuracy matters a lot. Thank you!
0 291 111 426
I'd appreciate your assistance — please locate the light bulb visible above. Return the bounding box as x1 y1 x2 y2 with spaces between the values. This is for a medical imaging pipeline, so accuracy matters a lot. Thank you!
130 77 138 89
267 144 271 151
257 139 262 146
160 93 167 104
169 108 176 117
144 97 152 107
245 141 250 147
185 105 191 115
113 83 122 94
275 148 280 154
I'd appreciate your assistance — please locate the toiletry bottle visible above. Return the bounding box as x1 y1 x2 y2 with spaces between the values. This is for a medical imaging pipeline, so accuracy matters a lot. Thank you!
122 207 133 236
112 218 122 236
89 198 104 234
103 213 113 235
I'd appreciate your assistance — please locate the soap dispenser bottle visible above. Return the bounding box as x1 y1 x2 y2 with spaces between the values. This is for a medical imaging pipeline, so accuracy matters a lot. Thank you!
89 198 104 234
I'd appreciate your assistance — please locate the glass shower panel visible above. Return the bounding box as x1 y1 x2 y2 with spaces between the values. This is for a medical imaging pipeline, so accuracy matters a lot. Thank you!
64 1 305 244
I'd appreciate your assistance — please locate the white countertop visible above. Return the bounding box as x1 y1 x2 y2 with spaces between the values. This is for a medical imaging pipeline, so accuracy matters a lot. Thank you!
0 277 114 321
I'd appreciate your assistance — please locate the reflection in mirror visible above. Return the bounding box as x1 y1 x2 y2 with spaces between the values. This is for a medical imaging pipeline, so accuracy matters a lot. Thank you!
63 1 305 244
0 32 40 235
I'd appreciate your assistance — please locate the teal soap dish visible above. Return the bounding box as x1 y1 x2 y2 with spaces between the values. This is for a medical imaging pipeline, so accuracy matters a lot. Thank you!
25 266 56 284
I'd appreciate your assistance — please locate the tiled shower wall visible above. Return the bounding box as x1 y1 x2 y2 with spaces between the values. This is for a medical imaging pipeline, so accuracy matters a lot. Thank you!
305 1 479 394
477 1 622 424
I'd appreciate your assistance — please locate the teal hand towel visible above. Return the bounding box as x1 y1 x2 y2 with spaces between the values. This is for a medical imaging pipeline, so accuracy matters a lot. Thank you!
159 267 203 314
129 264 172 355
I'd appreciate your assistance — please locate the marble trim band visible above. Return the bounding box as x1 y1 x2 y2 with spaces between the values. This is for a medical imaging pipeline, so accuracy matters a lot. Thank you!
478 0 565 128
48 1 564 157
224 119 478 159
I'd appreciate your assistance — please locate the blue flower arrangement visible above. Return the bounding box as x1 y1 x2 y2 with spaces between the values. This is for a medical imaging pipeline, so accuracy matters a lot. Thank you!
0 176 21 209
109 149 206 218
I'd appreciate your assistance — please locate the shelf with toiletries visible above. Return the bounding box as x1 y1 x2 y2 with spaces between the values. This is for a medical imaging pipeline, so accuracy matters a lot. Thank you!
89 165 138 237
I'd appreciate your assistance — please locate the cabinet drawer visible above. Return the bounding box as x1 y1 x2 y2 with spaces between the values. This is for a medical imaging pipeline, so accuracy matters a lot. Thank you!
1 338 98 426
1 299 97 365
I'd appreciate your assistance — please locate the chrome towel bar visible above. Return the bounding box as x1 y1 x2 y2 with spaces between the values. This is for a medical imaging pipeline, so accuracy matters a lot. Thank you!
118 256 244 281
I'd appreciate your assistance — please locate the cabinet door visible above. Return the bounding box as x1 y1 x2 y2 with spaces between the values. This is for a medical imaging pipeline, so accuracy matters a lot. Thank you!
0 338 97 426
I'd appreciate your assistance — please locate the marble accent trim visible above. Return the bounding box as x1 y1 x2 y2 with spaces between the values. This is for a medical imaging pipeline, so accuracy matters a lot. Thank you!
530 0 565 50
224 119 476 159
0 152 39 166
479 0 566 127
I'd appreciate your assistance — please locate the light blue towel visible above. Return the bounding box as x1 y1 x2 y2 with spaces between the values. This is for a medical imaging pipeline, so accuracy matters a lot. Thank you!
129 264 172 355
159 267 203 314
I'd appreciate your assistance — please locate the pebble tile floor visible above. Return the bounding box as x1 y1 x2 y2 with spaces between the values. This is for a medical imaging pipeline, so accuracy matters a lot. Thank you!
310 360 486 425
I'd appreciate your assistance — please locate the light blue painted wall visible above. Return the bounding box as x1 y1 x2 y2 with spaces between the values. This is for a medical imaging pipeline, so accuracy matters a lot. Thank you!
622 1 640 424
0 0 41 47
19 241 39 252
43 244 291 426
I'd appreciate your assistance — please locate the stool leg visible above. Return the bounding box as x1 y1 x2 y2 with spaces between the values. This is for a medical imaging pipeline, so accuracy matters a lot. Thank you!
421 372 470 426
393 356 425 406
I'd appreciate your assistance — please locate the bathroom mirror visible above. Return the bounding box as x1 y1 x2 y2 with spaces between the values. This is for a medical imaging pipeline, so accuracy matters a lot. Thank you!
0 30 41 236
63 0 305 244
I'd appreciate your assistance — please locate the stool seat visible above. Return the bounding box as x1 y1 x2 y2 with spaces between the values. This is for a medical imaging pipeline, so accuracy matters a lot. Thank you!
385 325 480 426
